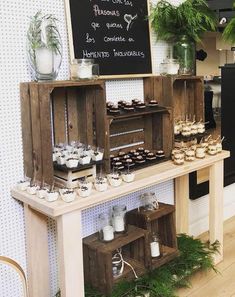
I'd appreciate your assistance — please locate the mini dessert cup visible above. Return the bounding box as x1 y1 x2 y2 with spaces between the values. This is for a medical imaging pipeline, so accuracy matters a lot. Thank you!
66 158 79 168
26 184 39 195
57 154 67 165
77 185 92 197
45 190 59 202
78 179 93 191
173 151 185 165
181 123 191 137
36 186 48 199
91 148 104 162
195 146 206 159
122 171 135 183
108 173 122 187
185 149 195 161
60 189 76 203
197 122 205 134
94 177 108 192
79 154 91 165
207 143 217 156
17 179 31 191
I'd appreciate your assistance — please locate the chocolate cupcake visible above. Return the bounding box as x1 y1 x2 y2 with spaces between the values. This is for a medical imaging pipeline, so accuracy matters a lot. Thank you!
148 100 159 107
146 152 157 160
109 105 120 114
137 147 145 154
135 155 146 164
135 102 146 109
123 103 134 111
125 158 135 167
132 98 140 106
156 150 165 159
118 151 126 158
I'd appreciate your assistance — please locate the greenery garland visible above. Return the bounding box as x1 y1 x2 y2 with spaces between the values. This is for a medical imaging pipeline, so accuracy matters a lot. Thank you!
55 234 220 297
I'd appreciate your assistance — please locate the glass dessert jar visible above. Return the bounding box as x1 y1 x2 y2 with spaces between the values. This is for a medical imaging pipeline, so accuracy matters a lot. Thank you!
112 205 127 233
98 212 114 242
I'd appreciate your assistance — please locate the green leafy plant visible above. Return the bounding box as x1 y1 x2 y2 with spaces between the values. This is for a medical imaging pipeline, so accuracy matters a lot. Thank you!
150 0 217 43
55 234 220 297
27 11 62 65
223 1 235 44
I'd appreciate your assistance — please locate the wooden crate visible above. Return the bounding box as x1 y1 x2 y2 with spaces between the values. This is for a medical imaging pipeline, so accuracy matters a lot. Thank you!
126 203 179 270
20 80 106 185
83 225 150 296
103 106 173 172
144 76 204 121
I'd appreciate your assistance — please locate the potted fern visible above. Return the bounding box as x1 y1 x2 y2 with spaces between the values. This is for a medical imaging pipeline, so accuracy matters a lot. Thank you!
27 11 62 81
150 0 217 75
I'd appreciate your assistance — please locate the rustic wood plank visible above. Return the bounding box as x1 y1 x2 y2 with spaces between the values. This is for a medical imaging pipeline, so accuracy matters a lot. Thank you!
110 117 144 135
144 115 153 149
194 79 204 121
20 83 33 178
143 77 154 102
110 131 145 149
66 87 79 143
52 88 67 145
29 83 43 182
38 85 54 186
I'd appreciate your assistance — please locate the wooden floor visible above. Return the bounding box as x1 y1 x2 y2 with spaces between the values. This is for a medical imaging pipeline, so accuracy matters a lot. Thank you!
176 216 235 297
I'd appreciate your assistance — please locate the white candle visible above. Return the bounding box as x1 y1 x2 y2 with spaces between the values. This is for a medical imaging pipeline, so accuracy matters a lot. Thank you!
150 241 160 258
77 65 92 79
35 48 53 74
103 225 114 241
113 215 125 232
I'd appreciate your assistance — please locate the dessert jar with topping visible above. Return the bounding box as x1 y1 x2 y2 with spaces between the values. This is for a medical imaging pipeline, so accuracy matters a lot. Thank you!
185 148 195 161
195 146 206 159
173 151 185 165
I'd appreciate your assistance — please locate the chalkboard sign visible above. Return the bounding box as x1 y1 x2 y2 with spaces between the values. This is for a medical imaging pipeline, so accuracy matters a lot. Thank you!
65 0 152 77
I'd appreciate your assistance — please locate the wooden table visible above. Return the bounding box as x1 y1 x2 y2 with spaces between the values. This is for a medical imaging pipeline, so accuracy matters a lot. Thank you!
11 151 230 297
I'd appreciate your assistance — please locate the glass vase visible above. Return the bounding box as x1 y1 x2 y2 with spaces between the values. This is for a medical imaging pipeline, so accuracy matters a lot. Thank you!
173 35 195 76
27 12 62 81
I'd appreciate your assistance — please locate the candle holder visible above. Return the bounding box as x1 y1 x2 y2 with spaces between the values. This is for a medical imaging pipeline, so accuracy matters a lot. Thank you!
112 204 127 233
70 59 99 80
98 212 114 242
150 233 161 258
27 11 62 81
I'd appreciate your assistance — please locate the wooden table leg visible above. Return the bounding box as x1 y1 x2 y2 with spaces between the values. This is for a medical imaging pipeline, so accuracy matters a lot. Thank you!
175 174 189 234
57 210 85 297
24 204 50 297
209 160 224 264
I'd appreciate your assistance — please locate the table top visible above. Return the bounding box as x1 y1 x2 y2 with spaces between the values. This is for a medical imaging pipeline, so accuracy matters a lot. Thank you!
11 151 230 218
